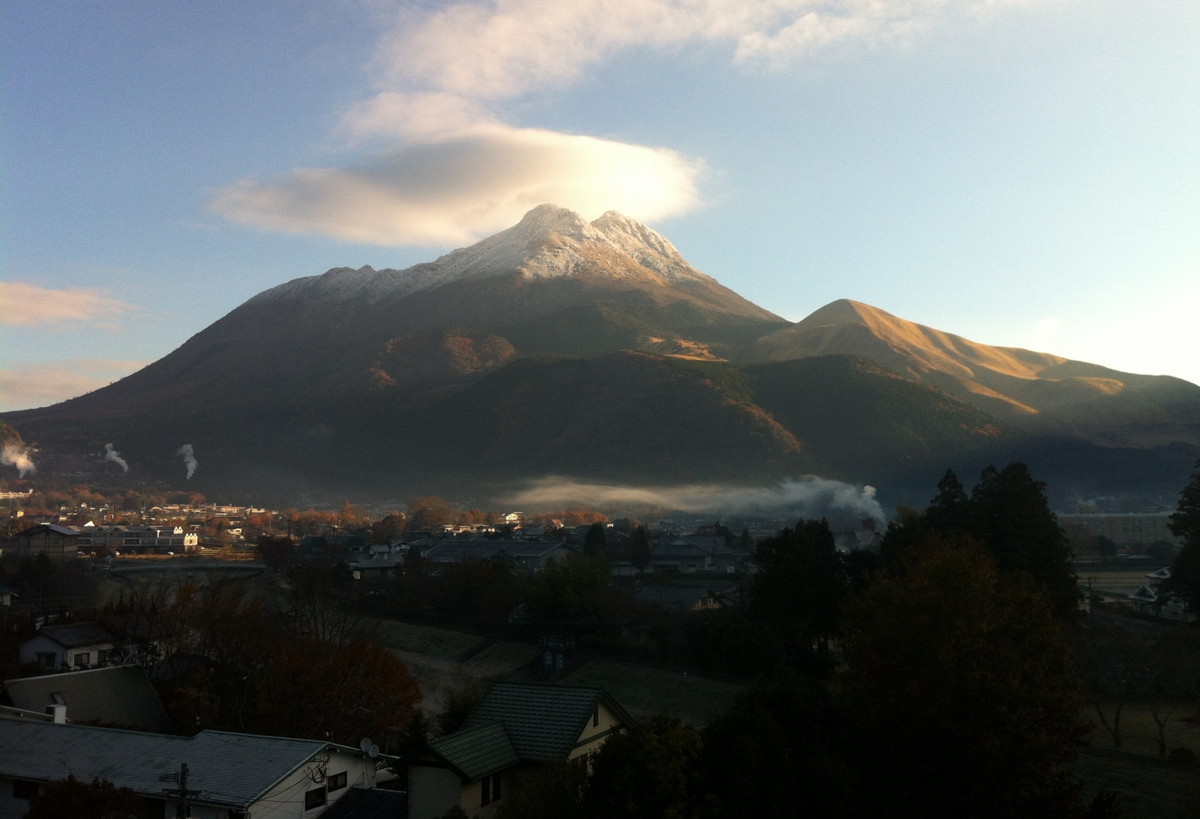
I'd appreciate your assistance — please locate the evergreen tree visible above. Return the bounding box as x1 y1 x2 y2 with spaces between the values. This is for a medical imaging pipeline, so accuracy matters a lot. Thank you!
630 525 652 573
583 522 607 557
968 463 1080 618
751 519 846 673
1164 459 1200 614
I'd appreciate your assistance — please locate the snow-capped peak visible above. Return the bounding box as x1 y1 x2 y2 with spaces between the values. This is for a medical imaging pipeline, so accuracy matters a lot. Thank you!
248 204 710 306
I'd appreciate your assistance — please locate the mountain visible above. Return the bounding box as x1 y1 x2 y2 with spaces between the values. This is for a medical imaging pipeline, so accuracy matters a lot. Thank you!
4 205 1198 507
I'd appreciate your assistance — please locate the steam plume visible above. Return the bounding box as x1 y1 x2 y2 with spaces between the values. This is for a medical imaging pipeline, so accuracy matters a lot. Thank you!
104 442 129 472
177 444 197 479
2 443 36 477
502 476 886 525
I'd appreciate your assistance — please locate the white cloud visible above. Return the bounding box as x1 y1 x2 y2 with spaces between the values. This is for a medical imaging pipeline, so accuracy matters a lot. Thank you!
214 0 1047 246
0 281 138 328
214 125 702 245
0 359 145 412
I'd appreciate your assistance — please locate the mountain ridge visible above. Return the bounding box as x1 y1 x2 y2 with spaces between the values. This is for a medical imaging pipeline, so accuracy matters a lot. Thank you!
3 205 1197 505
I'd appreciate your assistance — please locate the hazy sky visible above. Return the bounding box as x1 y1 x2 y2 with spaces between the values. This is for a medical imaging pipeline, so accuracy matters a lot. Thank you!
2 0 1198 413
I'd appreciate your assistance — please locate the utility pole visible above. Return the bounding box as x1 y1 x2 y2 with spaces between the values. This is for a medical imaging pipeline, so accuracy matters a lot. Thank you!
162 762 200 818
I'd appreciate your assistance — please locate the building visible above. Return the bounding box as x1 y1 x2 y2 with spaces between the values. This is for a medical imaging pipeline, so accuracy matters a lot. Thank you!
0 718 393 819
1059 512 1181 550
18 623 116 671
405 682 632 819
74 525 199 554
3 666 171 733
10 524 78 561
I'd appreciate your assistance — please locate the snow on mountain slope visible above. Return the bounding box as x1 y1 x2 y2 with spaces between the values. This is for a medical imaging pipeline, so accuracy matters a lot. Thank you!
248 204 714 307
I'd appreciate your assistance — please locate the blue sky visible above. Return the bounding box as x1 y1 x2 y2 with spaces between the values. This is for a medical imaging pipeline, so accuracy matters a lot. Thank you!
2 0 1198 413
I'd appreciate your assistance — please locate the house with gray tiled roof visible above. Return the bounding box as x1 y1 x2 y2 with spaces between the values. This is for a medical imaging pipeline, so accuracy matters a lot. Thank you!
405 682 632 819
421 538 577 573
0 717 394 819
3 665 170 733
18 622 116 671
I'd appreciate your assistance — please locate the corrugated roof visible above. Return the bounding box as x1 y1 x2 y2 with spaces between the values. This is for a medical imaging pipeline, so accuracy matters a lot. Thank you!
0 719 338 808
461 683 603 762
4 666 170 732
428 722 519 780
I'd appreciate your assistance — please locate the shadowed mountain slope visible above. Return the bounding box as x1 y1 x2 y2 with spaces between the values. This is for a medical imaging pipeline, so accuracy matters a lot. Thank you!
4 208 1197 505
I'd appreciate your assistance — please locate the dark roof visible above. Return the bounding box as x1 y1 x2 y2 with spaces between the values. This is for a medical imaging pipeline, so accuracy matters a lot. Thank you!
427 722 519 780
4 665 170 732
33 622 115 649
17 523 79 538
0 719 364 809
317 787 407 819
462 682 626 762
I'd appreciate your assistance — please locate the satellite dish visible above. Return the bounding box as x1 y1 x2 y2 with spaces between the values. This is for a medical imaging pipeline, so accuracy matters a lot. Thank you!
359 738 380 758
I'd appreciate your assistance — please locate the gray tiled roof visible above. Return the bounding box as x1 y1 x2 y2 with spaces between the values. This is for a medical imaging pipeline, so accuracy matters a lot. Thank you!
35 622 114 649
461 683 606 762
0 719 340 808
428 722 519 780
4 666 170 732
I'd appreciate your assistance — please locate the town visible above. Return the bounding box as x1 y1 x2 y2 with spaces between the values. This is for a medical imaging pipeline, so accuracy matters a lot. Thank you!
1 462 1199 818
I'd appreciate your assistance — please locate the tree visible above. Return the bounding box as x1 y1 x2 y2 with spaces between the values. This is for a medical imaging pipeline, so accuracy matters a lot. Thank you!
701 672 855 818
582 716 705 819
253 637 421 746
629 525 652 573
583 522 607 557
23 775 142 819
967 463 1080 618
750 519 847 673
887 463 1080 618
840 538 1089 819
256 534 296 571
1164 459 1200 615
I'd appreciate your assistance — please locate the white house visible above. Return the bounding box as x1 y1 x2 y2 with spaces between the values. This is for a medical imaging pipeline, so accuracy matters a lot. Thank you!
0 717 394 819
18 623 116 671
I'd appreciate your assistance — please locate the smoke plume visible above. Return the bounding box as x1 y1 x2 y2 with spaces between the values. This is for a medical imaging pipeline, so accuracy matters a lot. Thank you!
2 443 36 477
177 444 197 479
103 442 129 472
502 476 887 525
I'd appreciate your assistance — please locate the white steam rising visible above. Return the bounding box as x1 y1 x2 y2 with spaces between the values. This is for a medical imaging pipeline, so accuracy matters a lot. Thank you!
502 476 886 524
2 443 36 477
177 444 197 480
104 442 129 472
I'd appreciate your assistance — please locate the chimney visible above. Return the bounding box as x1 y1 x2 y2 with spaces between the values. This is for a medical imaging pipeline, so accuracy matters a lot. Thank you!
46 703 67 724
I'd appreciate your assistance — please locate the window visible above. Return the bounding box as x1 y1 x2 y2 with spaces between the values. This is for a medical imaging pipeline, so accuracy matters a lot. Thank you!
305 787 327 810
328 771 347 792
96 648 110 664
481 773 502 806
593 705 600 727
73 652 91 667
36 652 55 668
13 781 38 800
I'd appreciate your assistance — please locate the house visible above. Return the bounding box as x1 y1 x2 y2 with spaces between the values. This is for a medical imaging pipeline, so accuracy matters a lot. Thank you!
18 622 116 671
406 682 632 819
421 539 577 573
632 585 738 613
0 717 393 819
74 524 201 554
10 524 78 561
3 665 171 732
